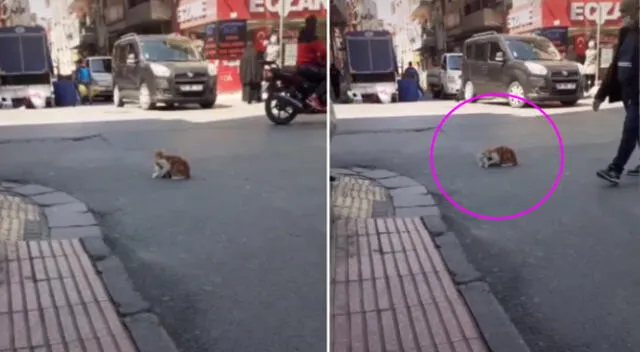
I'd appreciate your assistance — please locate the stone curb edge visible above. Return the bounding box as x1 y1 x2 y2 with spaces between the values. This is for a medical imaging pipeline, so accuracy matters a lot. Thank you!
330 168 531 352
0 181 179 352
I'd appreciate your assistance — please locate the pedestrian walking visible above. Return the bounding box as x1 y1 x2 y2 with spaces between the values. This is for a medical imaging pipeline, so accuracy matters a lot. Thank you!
594 0 639 185
240 42 263 104
627 145 640 176
73 59 93 105
583 40 598 92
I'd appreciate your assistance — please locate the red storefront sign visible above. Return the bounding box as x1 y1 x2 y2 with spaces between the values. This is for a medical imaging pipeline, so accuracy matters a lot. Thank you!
541 0 622 28
217 60 241 92
217 0 326 20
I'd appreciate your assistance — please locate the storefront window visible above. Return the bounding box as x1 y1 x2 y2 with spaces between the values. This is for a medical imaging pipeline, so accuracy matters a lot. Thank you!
139 39 201 61
505 37 562 61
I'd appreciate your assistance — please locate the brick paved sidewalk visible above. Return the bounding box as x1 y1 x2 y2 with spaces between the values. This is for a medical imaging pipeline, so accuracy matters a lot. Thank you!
0 240 137 351
331 217 489 352
0 188 137 351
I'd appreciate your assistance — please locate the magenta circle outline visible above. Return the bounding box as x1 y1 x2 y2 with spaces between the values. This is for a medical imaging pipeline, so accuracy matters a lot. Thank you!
429 92 565 221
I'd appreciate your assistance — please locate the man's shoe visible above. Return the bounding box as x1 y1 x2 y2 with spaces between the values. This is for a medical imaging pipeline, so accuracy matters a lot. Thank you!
596 168 621 185
306 95 326 112
626 165 640 176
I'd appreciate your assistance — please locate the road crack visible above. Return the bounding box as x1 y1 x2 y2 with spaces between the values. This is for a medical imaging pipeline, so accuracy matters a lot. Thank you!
336 126 437 136
0 134 111 145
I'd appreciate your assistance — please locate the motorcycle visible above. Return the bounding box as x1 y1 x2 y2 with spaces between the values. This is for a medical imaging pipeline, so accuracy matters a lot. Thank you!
262 60 325 125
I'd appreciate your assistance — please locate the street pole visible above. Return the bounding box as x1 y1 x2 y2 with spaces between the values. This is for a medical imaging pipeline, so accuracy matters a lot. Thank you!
594 6 601 85
279 0 285 67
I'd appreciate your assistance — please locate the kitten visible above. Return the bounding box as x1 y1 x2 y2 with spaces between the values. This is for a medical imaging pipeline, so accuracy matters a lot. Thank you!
152 150 191 180
478 146 518 168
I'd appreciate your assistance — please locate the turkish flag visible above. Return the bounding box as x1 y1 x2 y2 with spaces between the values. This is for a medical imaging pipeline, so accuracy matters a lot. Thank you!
253 27 270 52
574 33 587 56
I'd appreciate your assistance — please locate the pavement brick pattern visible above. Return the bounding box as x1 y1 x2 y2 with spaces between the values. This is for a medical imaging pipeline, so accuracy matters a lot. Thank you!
331 176 390 220
0 193 44 242
0 239 137 351
331 217 489 352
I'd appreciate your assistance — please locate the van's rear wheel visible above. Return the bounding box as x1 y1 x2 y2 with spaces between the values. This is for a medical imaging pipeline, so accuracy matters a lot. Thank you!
463 81 477 102
113 86 124 107
432 87 442 99
138 83 155 110
507 81 526 108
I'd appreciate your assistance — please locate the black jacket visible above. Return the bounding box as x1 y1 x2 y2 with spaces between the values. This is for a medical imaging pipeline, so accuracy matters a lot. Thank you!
595 27 637 103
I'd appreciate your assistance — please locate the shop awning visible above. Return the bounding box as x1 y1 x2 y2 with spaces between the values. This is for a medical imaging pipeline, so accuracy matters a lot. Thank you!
410 1 431 22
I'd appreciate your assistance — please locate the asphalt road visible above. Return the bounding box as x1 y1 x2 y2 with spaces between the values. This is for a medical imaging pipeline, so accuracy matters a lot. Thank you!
0 105 326 352
332 102 640 352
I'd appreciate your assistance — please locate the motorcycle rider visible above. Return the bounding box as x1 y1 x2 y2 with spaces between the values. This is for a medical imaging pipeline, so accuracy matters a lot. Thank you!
297 15 327 111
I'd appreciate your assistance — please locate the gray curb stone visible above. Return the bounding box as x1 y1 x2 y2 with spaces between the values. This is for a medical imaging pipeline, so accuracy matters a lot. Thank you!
12 184 55 196
339 168 531 352
50 226 102 240
124 313 180 352
392 193 436 207
331 168 357 175
434 232 482 284
360 169 397 179
420 215 448 236
389 185 429 197
2 182 179 352
96 256 151 316
1 182 19 189
377 176 422 189
459 282 531 352
80 237 112 261
395 206 441 217
31 192 81 206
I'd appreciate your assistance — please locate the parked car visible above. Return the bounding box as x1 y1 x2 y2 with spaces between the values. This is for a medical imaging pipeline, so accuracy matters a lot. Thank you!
111 33 217 110
427 52 463 99
460 30 583 108
84 56 113 101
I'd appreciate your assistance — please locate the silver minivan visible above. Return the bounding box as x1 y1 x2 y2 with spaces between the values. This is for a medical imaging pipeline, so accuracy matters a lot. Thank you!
84 56 113 100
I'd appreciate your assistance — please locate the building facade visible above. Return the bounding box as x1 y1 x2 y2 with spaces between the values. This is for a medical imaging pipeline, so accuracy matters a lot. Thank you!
177 0 327 94
49 0 83 75
507 0 623 63
0 0 32 27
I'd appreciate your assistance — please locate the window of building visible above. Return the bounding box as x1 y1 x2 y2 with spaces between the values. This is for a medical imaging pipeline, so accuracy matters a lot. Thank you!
128 0 149 8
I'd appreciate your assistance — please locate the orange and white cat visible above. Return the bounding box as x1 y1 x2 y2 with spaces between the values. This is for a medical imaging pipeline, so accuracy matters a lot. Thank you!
478 146 518 168
152 150 191 180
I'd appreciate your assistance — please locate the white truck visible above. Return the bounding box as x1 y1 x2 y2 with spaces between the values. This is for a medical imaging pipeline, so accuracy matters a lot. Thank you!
0 25 55 108
427 53 463 99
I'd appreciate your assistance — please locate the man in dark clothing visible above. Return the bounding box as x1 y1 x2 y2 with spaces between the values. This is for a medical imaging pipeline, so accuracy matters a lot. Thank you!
240 43 263 104
594 0 639 185
297 15 327 111
403 62 424 96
